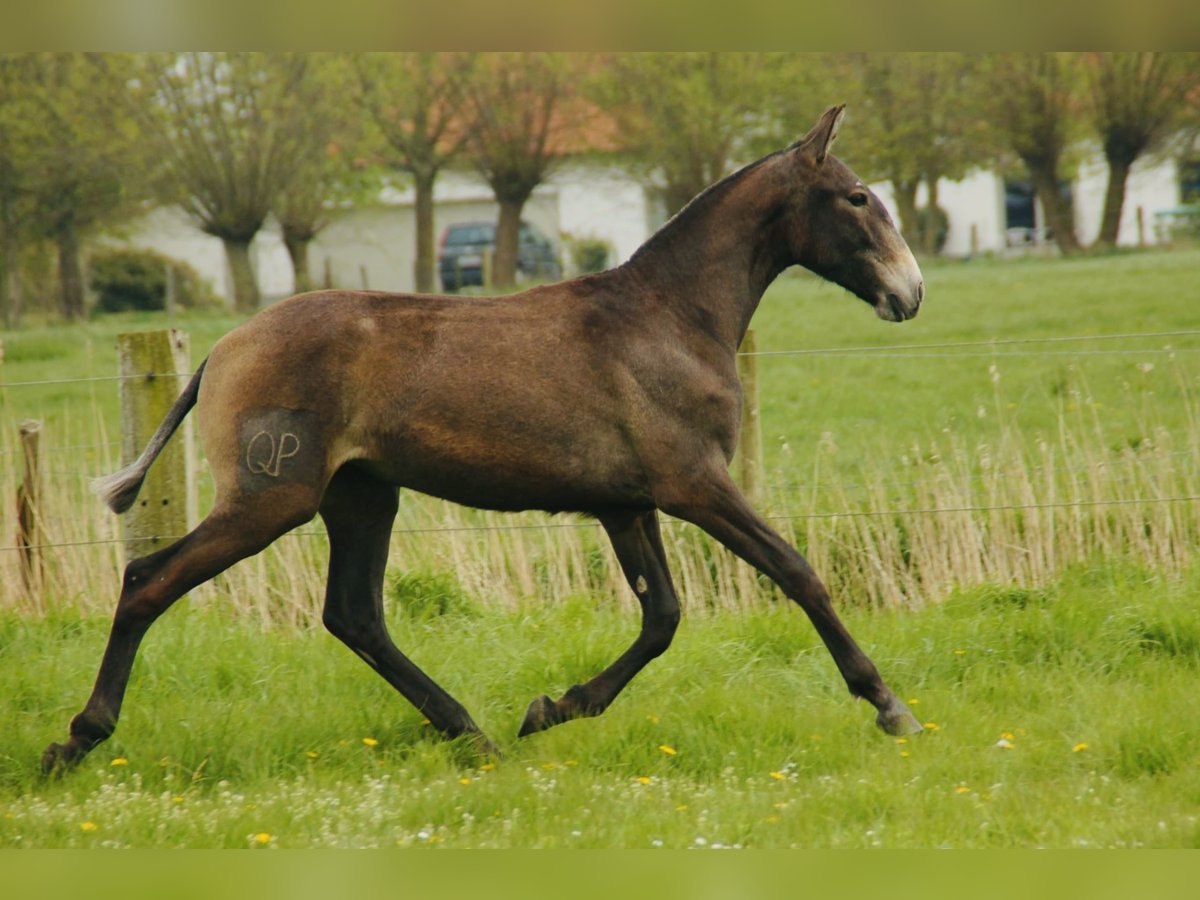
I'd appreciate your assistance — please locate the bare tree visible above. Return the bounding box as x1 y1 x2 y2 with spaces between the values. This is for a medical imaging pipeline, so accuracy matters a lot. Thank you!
356 52 474 293
137 53 315 311
1084 52 1200 248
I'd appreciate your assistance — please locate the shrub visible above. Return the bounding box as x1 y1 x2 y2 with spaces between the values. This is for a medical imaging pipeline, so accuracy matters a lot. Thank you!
89 248 218 314
567 236 612 274
386 569 481 621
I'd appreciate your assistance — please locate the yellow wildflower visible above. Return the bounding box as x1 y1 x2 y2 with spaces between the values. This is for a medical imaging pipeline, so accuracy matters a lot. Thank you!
458 777 471 785
658 744 676 756
954 785 971 795
254 833 271 845
80 821 98 833
899 751 911 758
479 762 496 772
636 776 652 785
362 737 379 747
1073 742 1089 753
924 722 941 732
306 751 319 759
769 771 786 780
110 757 128 767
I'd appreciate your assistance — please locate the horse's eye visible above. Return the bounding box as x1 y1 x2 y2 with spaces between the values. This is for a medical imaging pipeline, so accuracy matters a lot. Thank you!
849 192 868 208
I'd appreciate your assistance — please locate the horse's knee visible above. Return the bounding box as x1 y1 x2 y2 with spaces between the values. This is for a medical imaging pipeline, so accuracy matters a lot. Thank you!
644 607 681 658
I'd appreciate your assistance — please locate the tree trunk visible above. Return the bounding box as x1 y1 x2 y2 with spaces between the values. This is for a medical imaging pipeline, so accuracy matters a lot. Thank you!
1029 163 1082 255
1 226 22 330
493 198 524 288
221 237 261 312
414 172 437 293
921 177 941 256
55 215 85 321
283 232 312 294
1096 155 1133 249
891 178 920 250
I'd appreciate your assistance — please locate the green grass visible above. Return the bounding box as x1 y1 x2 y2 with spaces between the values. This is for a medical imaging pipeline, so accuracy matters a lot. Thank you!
3 560 1198 848
2 249 1200 847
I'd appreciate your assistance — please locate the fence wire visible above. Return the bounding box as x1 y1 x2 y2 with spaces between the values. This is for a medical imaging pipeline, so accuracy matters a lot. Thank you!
3 327 1198 556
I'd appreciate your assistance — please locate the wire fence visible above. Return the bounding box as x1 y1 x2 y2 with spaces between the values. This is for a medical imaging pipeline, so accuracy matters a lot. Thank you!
2 328 1199 391
3 327 1198 558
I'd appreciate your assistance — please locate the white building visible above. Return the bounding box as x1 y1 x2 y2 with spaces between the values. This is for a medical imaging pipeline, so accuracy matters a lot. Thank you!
123 150 1189 305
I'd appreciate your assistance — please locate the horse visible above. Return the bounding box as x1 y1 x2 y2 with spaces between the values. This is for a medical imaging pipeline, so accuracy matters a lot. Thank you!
43 105 925 773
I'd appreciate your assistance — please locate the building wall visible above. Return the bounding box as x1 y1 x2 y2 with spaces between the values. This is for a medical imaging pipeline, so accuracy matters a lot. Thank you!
1074 152 1180 247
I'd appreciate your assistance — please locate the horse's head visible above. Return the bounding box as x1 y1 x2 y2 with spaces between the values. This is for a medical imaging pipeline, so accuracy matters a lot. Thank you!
783 105 924 322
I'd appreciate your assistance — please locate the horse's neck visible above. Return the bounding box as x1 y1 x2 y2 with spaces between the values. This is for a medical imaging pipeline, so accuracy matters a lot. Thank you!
621 164 788 351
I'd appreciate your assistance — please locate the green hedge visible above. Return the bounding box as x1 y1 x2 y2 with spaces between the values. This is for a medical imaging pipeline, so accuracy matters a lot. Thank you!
89 247 218 314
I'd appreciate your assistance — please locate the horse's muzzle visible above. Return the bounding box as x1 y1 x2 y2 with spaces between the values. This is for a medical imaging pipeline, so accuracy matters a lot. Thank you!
876 280 923 322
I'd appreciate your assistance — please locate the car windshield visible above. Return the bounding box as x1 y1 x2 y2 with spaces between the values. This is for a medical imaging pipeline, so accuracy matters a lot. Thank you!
444 226 492 246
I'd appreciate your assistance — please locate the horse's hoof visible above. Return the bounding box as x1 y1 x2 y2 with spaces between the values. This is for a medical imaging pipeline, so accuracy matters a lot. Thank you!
463 727 503 759
875 698 923 737
41 741 79 777
518 695 558 738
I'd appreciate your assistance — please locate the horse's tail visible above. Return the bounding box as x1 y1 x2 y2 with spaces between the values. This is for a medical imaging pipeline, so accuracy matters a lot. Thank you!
93 358 209 514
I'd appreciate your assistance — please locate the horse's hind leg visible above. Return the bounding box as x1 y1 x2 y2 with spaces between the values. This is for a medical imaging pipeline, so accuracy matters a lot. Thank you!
42 500 312 774
519 509 680 737
319 465 497 755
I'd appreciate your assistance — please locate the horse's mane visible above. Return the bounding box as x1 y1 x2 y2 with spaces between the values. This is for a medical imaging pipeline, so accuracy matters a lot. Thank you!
625 149 785 267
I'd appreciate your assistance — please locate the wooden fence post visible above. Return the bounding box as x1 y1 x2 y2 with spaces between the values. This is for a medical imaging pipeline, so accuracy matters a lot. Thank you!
16 418 44 601
736 329 763 506
117 330 196 561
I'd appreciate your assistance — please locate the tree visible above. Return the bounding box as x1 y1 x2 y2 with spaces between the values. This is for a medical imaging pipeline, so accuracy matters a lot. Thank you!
0 56 35 327
135 53 318 311
835 53 988 255
1 53 144 321
1084 52 1200 248
978 53 1088 255
356 52 474 293
592 53 812 217
270 55 375 294
459 53 582 288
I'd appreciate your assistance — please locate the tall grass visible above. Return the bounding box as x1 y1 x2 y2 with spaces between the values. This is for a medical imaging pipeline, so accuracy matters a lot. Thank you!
1 361 1196 622
1 250 1198 621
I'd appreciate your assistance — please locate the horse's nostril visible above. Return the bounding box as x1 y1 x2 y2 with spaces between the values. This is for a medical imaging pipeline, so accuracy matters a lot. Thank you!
917 280 925 303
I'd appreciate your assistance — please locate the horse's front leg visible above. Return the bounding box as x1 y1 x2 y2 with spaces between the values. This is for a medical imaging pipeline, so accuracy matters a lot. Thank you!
661 468 922 737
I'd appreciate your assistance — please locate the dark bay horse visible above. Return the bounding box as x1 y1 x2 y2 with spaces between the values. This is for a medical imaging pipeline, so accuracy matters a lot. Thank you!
43 105 924 772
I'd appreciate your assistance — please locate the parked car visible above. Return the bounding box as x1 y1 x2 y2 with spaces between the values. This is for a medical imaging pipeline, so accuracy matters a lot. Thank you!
437 220 562 292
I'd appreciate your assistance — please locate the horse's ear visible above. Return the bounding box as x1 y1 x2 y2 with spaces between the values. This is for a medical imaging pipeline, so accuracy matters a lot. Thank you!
793 104 846 164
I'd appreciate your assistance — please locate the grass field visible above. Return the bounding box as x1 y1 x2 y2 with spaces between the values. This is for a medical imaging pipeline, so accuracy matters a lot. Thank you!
3 561 1198 848
1 248 1199 848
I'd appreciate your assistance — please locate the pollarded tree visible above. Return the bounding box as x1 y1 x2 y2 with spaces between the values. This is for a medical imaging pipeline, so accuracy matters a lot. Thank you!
978 53 1088 255
136 53 317 311
592 52 813 217
271 54 377 294
356 52 475 293
3 53 144 321
1084 52 1200 248
836 53 988 255
459 52 584 288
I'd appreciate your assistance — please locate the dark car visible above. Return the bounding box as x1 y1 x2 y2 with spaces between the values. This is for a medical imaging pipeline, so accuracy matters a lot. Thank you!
437 220 562 293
